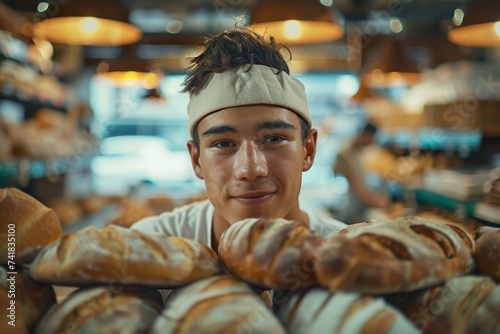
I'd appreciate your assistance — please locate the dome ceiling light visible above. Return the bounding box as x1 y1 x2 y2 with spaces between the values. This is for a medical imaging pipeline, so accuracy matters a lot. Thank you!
249 0 344 45
32 0 142 46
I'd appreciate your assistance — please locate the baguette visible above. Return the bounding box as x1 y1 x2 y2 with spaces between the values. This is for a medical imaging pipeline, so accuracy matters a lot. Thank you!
1 265 57 333
473 226 500 281
29 225 221 287
151 276 285 334
388 275 500 334
0 188 62 264
316 216 475 293
218 217 325 290
34 286 162 334
275 288 419 334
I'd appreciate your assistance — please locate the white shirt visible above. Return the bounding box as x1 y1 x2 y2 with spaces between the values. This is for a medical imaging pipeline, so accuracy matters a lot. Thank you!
131 199 347 246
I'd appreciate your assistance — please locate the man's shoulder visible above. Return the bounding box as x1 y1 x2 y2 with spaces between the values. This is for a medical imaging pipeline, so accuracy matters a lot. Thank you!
131 199 213 236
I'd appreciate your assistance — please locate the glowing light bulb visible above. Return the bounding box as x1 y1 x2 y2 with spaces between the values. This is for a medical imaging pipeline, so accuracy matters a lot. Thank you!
80 17 99 34
495 21 500 36
284 20 302 40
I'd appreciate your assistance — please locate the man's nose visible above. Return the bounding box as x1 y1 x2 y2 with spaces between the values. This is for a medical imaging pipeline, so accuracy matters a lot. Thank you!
233 142 268 180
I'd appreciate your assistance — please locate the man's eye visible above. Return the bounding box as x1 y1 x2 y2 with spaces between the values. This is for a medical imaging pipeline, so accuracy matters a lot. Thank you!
265 136 285 143
214 141 233 148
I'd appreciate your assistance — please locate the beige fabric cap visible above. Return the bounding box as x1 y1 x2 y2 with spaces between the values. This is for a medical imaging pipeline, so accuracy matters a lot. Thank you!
187 64 312 137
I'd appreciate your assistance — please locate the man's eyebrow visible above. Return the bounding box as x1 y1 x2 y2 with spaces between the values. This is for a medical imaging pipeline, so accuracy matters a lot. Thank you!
255 120 296 131
201 125 237 137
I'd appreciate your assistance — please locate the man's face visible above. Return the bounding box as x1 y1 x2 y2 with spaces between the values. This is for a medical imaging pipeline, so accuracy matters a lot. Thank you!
188 105 317 226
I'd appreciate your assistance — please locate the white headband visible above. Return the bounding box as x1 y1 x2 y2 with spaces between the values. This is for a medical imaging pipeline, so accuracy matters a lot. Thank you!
187 64 312 137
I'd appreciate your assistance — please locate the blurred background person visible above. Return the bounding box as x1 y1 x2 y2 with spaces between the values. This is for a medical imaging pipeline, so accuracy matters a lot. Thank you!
332 122 391 224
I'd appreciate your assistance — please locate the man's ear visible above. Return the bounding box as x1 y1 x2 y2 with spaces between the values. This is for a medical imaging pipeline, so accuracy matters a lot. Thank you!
302 129 317 172
187 140 204 179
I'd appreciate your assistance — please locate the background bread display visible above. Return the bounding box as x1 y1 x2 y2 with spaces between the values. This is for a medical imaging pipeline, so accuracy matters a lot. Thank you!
151 276 286 334
0 265 57 333
386 275 500 333
29 225 221 287
473 227 500 281
0 188 63 264
34 287 163 334
275 288 419 334
315 217 475 293
218 217 325 290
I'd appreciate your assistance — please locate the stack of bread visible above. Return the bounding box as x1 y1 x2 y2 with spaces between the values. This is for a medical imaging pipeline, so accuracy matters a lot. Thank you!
1 188 62 333
0 107 97 161
217 216 500 333
3 186 500 333
0 188 225 332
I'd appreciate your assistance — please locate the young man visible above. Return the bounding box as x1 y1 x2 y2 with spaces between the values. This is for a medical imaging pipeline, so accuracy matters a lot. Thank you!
131 28 346 250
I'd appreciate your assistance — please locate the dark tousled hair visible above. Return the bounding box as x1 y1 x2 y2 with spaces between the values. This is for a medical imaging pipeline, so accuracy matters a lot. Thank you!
181 27 291 95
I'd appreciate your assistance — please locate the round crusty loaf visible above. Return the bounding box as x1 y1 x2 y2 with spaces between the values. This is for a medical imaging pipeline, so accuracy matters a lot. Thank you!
0 265 57 333
34 286 163 334
29 224 222 287
218 217 325 290
316 216 475 294
151 276 285 334
0 188 63 264
388 275 500 334
474 227 500 281
275 288 419 334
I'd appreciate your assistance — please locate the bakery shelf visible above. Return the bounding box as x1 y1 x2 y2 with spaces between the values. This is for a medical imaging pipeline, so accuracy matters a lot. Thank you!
391 182 479 218
0 157 71 186
377 128 482 151
0 92 68 117
414 188 478 218
474 202 500 225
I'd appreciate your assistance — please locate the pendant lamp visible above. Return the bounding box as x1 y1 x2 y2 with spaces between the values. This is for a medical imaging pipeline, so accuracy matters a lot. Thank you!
362 37 422 87
448 0 500 47
32 0 142 46
249 0 344 45
95 60 163 89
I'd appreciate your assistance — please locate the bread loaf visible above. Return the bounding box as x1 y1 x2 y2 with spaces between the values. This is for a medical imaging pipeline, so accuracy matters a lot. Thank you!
151 276 286 334
387 275 500 334
474 226 499 240
34 286 163 334
1 265 57 333
473 227 500 281
275 288 419 334
218 217 324 290
29 225 221 287
0 188 62 264
316 216 475 293
77 195 112 216
108 199 155 228
48 199 82 226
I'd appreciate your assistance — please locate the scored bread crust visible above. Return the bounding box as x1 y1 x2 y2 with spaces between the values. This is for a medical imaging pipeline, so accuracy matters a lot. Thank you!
151 276 286 334
34 286 163 334
29 225 221 287
392 275 500 334
0 188 62 264
315 216 475 294
474 227 500 281
218 218 325 290
275 288 419 334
